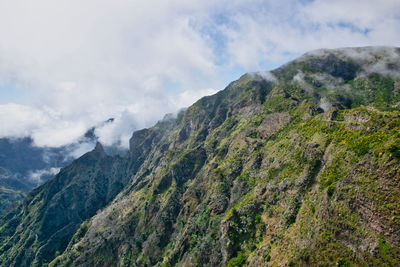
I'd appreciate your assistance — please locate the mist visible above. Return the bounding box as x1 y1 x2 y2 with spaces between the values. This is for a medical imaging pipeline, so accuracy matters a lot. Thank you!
0 0 398 157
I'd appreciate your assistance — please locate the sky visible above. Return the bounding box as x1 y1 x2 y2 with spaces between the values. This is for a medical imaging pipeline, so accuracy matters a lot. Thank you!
0 0 399 153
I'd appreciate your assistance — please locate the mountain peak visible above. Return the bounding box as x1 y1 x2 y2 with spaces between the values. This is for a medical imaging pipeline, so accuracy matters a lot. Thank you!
94 141 105 153
297 46 400 78
1 46 399 267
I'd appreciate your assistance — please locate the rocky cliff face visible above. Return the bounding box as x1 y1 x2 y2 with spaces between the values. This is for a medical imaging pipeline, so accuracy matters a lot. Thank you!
1 46 400 266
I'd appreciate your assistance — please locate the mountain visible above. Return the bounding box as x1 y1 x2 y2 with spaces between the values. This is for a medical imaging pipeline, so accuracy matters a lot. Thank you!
1 46 400 266
0 137 73 214
0 119 119 214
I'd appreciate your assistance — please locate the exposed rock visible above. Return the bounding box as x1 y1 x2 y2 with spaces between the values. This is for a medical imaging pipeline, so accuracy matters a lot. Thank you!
1 46 400 267
257 112 291 138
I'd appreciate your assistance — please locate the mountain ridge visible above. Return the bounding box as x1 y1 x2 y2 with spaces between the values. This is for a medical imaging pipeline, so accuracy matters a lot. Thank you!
1 46 400 266
0 118 120 214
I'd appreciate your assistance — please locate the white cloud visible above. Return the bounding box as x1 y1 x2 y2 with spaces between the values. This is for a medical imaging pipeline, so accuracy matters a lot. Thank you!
94 88 218 149
249 71 277 82
0 104 47 138
0 0 398 151
220 0 400 70
0 0 221 148
28 167 60 185
302 0 400 29
0 103 88 147
172 88 219 110
95 108 140 148
65 142 97 159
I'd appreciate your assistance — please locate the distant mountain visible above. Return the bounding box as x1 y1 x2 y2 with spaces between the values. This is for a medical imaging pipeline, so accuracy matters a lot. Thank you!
1 46 399 266
0 119 117 214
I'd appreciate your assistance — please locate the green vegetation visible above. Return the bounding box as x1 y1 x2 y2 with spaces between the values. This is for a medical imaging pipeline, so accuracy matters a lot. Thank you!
1 47 400 267
227 252 246 267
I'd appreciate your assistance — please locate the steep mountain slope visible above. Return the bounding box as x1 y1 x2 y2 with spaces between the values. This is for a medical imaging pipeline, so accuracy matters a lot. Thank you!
0 136 81 214
0 166 28 215
0 143 131 266
0 119 117 214
1 46 400 266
